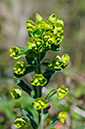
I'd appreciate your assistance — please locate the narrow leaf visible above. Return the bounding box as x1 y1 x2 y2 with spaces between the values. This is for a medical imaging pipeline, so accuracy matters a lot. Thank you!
17 79 35 98
48 118 59 129
22 109 38 129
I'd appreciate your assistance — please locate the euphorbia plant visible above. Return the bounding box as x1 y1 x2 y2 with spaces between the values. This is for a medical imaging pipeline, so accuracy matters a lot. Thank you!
9 13 70 129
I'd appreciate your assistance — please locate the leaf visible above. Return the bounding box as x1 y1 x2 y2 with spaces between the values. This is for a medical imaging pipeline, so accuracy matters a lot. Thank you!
43 112 48 120
22 109 38 129
48 118 59 129
17 79 35 98
40 51 46 61
54 67 63 72
50 44 61 51
44 69 55 76
11 89 21 99
41 62 49 67
25 56 36 65
46 91 57 101
17 46 26 56
14 66 36 78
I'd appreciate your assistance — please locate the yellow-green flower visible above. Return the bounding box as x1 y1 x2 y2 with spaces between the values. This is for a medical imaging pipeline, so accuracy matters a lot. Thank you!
11 89 21 99
30 74 47 86
13 118 27 128
9 46 20 60
13 61 26 74
58 111 67 123
25 20 36 32
27 37 42 50
38 19 53 30
61 53 70 66
42 31 55 46
33 97 48 110
57 85 68 99
47 56 62 70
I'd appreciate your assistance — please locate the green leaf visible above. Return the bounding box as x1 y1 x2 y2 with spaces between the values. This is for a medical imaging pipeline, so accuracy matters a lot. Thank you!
14 66 36 78
43 69 55 76
50 44 61 51
25 56 36 65
17 79 35 98
17 46 26 57
46 91 57 101
48 118 59 129
43 112 48 120
54 67 63 72
22 109 38 129
40 51 46 61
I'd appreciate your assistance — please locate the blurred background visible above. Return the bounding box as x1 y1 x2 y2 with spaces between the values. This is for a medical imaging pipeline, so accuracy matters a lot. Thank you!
0 0 85 129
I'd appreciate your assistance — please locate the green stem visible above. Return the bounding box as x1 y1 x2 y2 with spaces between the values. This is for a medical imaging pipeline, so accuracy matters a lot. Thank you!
41 109 43 129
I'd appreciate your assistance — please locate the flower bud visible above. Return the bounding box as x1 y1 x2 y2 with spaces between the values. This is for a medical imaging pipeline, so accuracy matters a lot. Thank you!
11 89 21 99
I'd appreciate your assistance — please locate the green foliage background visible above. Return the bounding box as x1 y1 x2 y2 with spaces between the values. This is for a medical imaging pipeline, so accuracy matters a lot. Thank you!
0 0 85 129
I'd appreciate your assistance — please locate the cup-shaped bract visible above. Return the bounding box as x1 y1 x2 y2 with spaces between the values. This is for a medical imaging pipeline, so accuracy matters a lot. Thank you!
61 53 70 66
42 31 55 47
25 20 36 32
13 118 27 128
9 46 20 60
38 19 53 30
57 85 68 99
58 111 67 123
33 97 48 110
30 74 47 86
11 89 21 99
27 37 42 50
47 56 62 70
13 61 26 74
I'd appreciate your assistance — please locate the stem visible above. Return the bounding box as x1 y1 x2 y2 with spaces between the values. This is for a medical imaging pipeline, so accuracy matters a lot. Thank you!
41 109 43 129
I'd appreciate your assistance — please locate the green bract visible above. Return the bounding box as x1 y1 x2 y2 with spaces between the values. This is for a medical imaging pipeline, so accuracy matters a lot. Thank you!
27 37 42 50
42 31 55 47
36 13 43 24
11 89 21 99
58 111 67 123
25 20 36 32
47 55 62 70
9 46 20 60
57 85 69 99
38 19 53 30
13 61 26 74
48 13 57 24
30 74 47 86
61 53 70 66
33 97 48 110
13 118 27 128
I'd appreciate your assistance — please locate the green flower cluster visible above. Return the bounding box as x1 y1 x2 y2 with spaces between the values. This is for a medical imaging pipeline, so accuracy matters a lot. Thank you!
13 61 26 74
30 74 47 86
57 85 68 99
47 53 70 70
13 118 27 128
25 13 64 51
9 46 20 60
33 97 48 110
58 111 67 123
